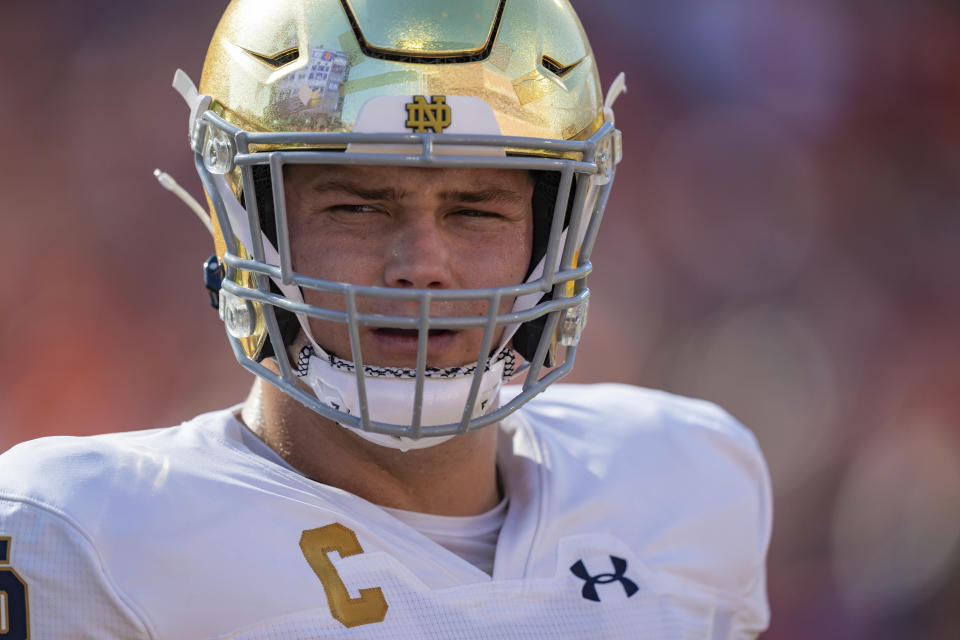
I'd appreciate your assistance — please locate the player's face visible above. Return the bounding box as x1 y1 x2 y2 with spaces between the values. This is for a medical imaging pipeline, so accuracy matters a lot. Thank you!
284 165 534 368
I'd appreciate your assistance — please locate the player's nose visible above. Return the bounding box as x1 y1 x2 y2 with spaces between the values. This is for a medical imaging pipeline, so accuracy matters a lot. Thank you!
383 218 454 289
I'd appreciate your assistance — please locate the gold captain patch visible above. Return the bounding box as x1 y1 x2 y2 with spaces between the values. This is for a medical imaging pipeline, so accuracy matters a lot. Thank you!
405 95 452 133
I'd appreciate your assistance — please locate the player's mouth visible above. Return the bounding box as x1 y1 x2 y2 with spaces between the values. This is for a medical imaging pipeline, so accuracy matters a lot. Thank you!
370 328 459 354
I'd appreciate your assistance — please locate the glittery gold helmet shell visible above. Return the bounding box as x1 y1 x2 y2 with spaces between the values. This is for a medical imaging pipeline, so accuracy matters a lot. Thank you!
202 0 604 142
175 0 624 440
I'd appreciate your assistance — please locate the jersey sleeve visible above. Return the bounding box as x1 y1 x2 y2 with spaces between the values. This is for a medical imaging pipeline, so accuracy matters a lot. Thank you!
0 496 153 639
639 389 773 639
725 411 773 639
509 384 774 637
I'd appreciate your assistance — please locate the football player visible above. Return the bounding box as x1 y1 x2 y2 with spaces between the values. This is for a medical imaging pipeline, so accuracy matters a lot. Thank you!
0 0 771 637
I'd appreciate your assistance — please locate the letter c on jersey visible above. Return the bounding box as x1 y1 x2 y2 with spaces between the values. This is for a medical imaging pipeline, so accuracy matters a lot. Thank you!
299 524 388 628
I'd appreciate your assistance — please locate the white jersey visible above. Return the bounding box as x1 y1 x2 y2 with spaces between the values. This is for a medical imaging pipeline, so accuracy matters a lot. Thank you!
0 384 771 639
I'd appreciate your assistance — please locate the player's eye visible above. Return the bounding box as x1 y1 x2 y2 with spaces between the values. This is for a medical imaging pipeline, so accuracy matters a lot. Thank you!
331 204 379 214
454 208 499 218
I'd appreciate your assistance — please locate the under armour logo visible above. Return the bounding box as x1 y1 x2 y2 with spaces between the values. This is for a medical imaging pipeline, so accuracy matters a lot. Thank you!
569 556 639 602
405 95 452 133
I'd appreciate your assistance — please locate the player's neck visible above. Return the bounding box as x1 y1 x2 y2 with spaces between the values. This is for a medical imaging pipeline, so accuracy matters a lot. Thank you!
239 378 501 516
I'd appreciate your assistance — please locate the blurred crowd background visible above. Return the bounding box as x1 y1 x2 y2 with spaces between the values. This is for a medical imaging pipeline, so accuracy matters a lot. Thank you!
2 1 958 637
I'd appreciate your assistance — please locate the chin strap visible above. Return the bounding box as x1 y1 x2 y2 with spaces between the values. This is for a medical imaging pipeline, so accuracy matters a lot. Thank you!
337 426 457 452
295 345 515 451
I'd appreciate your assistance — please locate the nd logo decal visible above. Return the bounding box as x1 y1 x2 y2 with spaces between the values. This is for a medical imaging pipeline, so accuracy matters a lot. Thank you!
405 95 452 133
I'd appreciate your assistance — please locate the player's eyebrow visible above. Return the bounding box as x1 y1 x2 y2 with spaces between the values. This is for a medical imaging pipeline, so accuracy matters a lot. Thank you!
310 181 525 205
438 188 526 205
310 180 400 201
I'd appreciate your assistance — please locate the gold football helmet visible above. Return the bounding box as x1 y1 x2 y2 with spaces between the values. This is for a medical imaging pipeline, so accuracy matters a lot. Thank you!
172 0 624 445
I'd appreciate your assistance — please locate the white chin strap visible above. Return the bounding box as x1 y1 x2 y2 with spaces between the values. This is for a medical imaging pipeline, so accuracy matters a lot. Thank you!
296 344 512 452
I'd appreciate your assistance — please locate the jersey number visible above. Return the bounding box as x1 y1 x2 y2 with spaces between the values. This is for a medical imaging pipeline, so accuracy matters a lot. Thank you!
299 524 388 628
0 537 29 639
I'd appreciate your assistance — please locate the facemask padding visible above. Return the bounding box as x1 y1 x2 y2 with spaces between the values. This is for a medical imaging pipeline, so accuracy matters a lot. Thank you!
240 165 300 361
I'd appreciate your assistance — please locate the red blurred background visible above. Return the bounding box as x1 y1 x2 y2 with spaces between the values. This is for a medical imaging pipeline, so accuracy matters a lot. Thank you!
2 1 959 638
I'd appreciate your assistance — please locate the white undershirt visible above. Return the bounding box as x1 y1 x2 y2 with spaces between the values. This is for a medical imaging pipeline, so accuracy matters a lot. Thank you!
237 419 507 575
381 498 507 575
